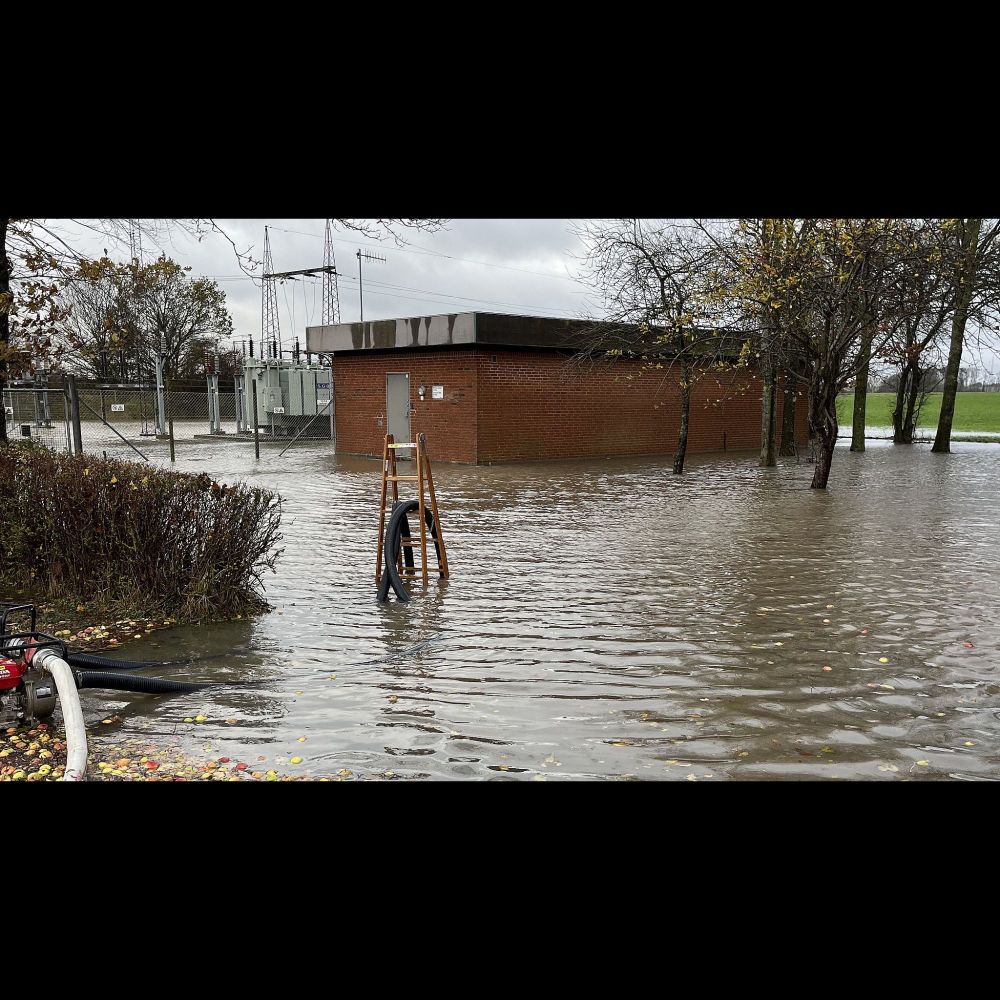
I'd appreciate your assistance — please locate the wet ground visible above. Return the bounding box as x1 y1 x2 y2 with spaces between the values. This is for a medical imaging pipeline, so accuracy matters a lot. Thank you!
77 438 1000 781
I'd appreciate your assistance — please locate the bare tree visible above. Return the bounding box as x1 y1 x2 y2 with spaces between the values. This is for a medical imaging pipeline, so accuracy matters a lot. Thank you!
794 220 911 487
575 219 740 474
704 219 911 488
932 219 1000 452
59 258 139 380
60 255 235 380
695 219 820 467
879 220 955 444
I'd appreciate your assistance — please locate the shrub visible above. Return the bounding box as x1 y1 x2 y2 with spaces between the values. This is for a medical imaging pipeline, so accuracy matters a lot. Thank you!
0 444 283 620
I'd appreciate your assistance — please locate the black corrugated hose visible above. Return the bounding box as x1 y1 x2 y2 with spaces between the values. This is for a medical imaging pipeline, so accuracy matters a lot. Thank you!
73 670 216 694
67 652 160 671
377 500 441 604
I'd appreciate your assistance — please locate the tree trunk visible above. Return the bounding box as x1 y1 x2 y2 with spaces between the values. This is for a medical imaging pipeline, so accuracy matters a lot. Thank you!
779 377 797 456
0 218 10 444
933 218 982 454
892 365 910 443
850 324 874 452
809 368 840 489
902 365 922 443
759 330 778 466
812 427 837 489
673 360 690 474
806 380 818 463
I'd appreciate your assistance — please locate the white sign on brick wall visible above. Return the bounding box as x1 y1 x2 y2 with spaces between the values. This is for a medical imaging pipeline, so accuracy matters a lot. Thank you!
432 385 444 400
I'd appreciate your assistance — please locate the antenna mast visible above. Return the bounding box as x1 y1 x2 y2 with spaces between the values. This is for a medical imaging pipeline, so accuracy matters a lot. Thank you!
356 248 386 323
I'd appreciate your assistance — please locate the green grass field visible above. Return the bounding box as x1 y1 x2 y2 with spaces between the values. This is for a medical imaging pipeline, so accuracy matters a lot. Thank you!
836 392 1000 432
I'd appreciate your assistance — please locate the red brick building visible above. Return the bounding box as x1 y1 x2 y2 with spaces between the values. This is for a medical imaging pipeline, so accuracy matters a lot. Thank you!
305 312 808 463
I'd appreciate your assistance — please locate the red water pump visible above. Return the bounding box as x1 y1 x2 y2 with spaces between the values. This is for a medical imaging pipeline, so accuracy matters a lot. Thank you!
0 604 61 725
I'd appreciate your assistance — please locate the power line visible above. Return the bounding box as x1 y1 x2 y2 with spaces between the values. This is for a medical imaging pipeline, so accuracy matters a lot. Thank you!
266 223 584 284
327 284 580 319
356 248 385 323
344 274 582 314
191 269 585 318
105 225 588 326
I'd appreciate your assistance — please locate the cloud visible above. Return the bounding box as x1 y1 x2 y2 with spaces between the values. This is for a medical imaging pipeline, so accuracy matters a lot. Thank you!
49 218 594 355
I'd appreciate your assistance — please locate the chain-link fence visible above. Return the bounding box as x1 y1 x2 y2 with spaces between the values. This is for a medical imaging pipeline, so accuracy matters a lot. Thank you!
3 387 72 453
4 384 172 461
76 383 164 460
3 376 335 464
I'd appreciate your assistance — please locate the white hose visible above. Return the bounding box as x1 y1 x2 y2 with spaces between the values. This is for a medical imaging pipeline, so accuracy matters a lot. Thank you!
34 649 88 781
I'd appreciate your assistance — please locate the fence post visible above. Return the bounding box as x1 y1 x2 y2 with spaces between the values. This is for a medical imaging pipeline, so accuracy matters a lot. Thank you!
63 399 72 452
66 375 83 454
235 375 246 433
62 380 71 451
155 354 167 436
209 372 221 434
251 379 260 460
35 369 52 427
169 419 175 462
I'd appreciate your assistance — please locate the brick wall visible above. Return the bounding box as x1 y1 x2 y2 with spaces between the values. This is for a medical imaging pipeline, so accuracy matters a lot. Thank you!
332 348 479 462
332 347 809 463
476 349 809 462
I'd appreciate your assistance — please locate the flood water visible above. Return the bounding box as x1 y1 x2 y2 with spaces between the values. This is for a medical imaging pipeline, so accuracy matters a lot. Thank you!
847 425 1000 441
82 438 1000 780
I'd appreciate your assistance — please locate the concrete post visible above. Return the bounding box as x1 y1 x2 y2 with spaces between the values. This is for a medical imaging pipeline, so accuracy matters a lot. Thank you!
235 375 246 433
155 353 167 437
251 379 260 460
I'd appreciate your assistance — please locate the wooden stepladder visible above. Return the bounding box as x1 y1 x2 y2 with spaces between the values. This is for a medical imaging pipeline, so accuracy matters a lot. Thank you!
375 432 449 586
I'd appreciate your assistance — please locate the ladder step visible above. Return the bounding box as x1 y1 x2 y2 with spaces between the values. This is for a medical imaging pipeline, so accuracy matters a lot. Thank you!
376 434 449 584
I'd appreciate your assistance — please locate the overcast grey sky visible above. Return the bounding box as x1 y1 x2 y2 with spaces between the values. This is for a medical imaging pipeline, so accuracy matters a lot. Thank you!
47 218 1000 378
52 218 596 356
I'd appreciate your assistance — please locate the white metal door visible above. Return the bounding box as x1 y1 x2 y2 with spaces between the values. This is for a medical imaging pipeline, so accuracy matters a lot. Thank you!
386 372 412 458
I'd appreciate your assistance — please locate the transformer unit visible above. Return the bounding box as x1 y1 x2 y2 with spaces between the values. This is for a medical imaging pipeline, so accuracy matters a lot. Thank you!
242 358 332 437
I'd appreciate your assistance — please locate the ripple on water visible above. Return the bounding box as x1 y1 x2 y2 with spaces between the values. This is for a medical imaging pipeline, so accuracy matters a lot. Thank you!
81 439 1000 780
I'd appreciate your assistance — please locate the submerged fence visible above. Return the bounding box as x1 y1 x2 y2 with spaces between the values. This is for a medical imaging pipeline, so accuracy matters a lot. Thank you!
2 375 335 464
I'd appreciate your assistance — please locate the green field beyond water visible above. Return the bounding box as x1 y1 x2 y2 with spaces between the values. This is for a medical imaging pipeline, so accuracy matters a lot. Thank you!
836 392 1000 433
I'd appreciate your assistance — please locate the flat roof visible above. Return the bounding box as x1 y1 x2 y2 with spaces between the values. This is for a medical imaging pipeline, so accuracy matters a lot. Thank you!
305 312 607 354
305 311 747 358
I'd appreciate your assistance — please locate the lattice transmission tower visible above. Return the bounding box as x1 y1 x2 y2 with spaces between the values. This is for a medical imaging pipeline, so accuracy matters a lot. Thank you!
261 225 281 359
322 218 341 326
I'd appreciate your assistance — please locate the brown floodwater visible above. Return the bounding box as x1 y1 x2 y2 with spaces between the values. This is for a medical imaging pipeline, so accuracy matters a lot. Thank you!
82 437 1000 780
